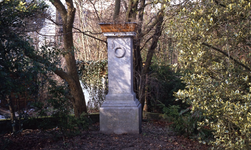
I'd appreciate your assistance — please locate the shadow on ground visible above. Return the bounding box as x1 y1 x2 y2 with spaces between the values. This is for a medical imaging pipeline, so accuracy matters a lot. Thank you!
1 121 210 150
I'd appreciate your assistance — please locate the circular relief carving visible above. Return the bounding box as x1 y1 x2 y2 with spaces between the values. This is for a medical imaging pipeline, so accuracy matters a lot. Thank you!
113 47 126 58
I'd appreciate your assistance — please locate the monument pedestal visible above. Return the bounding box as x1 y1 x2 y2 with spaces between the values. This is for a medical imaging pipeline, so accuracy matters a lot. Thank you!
100 96 141 134
99 25 142 134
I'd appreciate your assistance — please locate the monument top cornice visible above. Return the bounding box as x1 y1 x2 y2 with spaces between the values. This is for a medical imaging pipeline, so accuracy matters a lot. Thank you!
103 32 136 37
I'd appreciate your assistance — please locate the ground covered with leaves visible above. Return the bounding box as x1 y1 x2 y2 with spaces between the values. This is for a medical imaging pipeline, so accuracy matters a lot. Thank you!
1 121 210 150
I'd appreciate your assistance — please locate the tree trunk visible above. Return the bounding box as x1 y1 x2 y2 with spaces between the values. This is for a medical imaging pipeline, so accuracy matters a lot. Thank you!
50 0 87 117
139 9 164 109
7 95 16 132
130 0 143 101
143 74 148 112
126 0 138 22
113 0 121 21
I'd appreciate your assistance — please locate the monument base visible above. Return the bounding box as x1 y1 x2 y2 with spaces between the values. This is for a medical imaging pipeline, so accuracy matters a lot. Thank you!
100 100 142 134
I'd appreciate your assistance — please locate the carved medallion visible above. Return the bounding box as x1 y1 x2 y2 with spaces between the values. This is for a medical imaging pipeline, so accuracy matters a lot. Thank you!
113 47 126 58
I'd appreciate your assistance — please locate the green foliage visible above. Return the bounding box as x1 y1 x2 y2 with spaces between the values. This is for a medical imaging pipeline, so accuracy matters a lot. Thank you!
32 80 91 139
162 105 180 119
0 0 47 133
173 0 251 149
162 105 192 136
147 64 187 112
0 0 88 136
78 60 108 83
161 103 213 140
0 0 46 101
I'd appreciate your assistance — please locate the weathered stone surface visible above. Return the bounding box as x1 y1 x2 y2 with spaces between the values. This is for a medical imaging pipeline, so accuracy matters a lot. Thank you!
100 32 142 134
100 103 142 134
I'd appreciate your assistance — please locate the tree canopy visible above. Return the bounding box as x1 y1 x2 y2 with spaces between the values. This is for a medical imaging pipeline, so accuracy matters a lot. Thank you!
0 0 48 103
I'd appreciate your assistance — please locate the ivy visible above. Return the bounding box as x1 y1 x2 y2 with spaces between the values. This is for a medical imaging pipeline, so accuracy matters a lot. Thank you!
77 60 108 110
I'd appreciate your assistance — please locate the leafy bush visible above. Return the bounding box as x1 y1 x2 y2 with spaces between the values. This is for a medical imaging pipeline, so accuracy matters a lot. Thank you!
161 104 212 139
146 65 187 112
0 0 47 133
173 0 251 149
34 80 91 136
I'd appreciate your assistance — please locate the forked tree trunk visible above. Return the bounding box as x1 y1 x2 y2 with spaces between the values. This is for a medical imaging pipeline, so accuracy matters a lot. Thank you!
139 10 164 110
49 0 87 117
125 0 164 111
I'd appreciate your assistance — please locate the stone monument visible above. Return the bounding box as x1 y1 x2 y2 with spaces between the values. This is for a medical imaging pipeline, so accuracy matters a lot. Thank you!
99 23 142 134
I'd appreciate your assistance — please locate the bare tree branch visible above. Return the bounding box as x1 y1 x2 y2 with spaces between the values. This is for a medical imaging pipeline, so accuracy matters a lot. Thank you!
142 6 164 75
140 7 165 37
73 27 103 35
49 0 67 23
140 35 154 51
202 42 251 72
73 27 107 44
88 0 101 21
45 17 106 44
137 1 154 12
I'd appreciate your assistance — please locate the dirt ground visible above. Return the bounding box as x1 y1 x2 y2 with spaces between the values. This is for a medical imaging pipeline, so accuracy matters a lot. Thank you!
1 121 210 150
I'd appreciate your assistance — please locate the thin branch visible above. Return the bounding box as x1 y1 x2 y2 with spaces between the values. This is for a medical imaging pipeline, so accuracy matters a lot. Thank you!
88 0 101 21
45 17 106 43
142 6 164 74
140 7 165 37
36 29 106 44
73 27 107 44
35 30 62 36
46 17 63 26
202 42 251 72
213 0 226 8
73 27 103 35
140 35 154 51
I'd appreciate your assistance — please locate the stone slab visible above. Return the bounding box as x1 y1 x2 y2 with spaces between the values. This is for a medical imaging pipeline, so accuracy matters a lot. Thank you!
100 102 142 134
106 36 134 95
